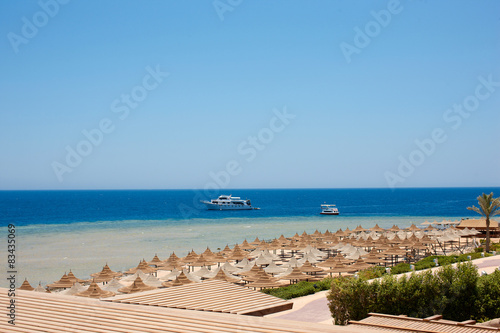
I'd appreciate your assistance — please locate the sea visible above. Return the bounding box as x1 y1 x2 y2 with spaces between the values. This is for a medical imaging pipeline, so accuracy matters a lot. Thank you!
1 187 498 288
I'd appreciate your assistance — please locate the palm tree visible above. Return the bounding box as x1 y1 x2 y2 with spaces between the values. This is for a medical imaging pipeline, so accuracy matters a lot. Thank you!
467 192 500 252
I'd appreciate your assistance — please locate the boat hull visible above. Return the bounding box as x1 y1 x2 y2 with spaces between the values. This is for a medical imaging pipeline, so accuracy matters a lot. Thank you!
320 212 339 215
204 203 253 210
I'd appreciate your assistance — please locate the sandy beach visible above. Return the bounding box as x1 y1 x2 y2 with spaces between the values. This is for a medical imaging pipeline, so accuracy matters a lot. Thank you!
0 215 463 288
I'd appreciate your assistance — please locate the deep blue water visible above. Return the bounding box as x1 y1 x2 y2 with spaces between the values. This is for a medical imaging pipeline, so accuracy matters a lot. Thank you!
1 188 499 226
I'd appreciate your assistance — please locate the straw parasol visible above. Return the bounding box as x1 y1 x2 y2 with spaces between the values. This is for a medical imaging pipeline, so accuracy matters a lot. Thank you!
316 256 339 268
200 247 216 260
283 256 300 268
190 254 216 268
406 224 420 232
281 266 310 284
227 245 248 262
353 225 368 233
325 262 356 276
234 257 250 268
92 270 115 284
59 282 87 295
162 271 193 287
255 254 273 266
388 225 401 232
208 268 241 283
349 259 373 272
121 270 149 282
362 249 387 265
47 273 74 289
91 263 122 278
118 276 157 294
239 239 255 251
76 280 115 298
18 278 34 291
181 250 200 264
278 234 288 244
163 252 181 265
142 274 163 288
148 253 163 266
299 260 324 275
264 261 286 276
101 278 125 293
246 273 282 290
33 283 51 293
250 237 261 245
370 224 385 233
220 261 239 274
125 260 156 274
66 270 86 284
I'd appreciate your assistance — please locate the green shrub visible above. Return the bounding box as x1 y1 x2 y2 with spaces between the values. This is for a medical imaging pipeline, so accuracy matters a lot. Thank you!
262 277 333 300
391 263 411 274
358 266 385 280
327 262 490 325
475 269 500 321
328 276 375 325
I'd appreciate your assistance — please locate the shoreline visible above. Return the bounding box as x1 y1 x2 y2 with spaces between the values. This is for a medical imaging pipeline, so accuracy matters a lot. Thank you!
0 214 478 288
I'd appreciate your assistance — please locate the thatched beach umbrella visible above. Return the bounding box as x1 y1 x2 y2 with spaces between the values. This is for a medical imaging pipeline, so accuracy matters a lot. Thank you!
92 270 114 284
406 224 420 232
281 266 310 284
283 256 300 268
247 274 282 290
47 273 74 290
59 282 87 295
66 270 87 284
325 262 356 276
163 252 181 265
220 261 239 274
255 254 272 266
181 250 199 265
102 278 125 294
148 253 163 266
370 224 385 233
125 260 156 275
239 239 255 251
316 256 339 269
121 269 149 282
18 278 35 291
76 280 115 298
208 268 241 283
227 245 248 262
33 283 51 293
299 260 324 276
190 254 216 268
119 276 156 294
264 261 286 276
381 247 406 266
91 263 122 278
349 259 373 272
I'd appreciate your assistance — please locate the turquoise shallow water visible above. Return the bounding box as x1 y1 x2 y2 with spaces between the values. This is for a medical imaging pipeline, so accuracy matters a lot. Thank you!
2 187 498 287
0 214 475 288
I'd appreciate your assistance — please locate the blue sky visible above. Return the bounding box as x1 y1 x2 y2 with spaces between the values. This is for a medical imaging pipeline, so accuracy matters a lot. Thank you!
1 0 499 190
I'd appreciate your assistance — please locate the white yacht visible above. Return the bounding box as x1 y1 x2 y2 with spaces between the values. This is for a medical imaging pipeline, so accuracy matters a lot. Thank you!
201 195 257 210
320 204 339 215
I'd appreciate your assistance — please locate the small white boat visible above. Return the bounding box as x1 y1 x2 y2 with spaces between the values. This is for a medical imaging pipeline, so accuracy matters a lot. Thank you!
320 204 339 215
201 195 257 210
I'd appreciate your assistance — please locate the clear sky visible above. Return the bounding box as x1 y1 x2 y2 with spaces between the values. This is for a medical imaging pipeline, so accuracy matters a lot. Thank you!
1 0 499 190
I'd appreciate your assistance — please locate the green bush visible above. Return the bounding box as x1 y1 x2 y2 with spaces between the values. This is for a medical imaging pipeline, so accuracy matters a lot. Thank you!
327 262 493 325
358 266 385 280
262 277 333 300
475 269 500 321
391 263 411 274
489 242 500 251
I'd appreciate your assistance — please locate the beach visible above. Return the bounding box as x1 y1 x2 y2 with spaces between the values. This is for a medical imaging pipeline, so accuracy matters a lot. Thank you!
0 214 474 288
